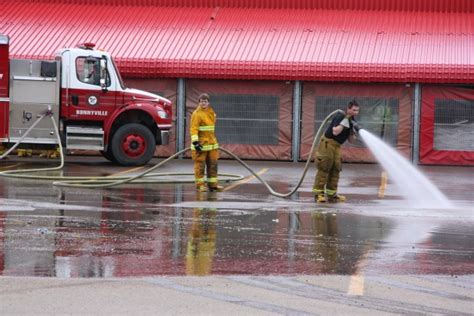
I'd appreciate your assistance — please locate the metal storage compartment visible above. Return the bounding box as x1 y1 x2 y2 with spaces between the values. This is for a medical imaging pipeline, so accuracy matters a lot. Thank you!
8 59 60 144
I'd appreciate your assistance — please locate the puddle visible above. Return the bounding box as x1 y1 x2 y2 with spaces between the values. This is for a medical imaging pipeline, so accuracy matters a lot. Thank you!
1 206 473 278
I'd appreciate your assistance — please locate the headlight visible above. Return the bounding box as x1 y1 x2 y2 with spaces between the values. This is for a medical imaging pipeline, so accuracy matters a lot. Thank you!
157 110 168 119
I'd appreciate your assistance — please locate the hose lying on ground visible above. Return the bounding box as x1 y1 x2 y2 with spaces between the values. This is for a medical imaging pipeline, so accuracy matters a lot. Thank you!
0 110 242 185
0 109 343 197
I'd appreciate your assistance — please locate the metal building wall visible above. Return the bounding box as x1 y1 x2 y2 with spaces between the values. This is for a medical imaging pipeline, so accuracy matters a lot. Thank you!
91 77 474 166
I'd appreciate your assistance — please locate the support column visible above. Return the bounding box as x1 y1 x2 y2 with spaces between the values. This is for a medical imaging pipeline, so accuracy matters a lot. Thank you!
413 83 421 164
176 78 186 158
292 81 302 162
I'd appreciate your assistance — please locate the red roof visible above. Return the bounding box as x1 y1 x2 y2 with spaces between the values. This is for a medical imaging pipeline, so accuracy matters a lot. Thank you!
12 0 474 12
1 0 473 83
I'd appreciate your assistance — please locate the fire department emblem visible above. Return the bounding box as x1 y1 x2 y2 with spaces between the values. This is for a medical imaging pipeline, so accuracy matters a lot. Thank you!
88 95 98 106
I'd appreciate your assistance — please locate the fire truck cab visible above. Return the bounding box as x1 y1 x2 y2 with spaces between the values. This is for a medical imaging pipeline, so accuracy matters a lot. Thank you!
0 34 172 166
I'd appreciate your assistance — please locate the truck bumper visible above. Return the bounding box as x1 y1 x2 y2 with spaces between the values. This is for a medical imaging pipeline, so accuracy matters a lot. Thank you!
160 130 170 145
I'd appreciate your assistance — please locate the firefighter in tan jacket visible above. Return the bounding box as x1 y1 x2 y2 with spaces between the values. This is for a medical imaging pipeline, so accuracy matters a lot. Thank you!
190 93 223 192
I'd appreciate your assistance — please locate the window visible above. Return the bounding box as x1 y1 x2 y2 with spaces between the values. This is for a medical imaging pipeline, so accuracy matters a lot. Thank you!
76 57 110 86
211 94 280 145
314 96 400 147
434 99 474 151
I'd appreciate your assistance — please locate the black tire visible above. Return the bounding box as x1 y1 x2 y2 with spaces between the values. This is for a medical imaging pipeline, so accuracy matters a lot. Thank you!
110 123 156 166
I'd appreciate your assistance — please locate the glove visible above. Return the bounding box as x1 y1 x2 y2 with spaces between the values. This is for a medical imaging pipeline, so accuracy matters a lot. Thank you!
192 141 203 152
352 120 362 132
340 117 350 129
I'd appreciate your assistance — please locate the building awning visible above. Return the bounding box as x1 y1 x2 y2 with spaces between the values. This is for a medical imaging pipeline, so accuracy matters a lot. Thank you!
1 1 473 83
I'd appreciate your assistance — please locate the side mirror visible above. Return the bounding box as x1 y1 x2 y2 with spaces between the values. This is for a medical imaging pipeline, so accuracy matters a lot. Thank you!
100 57 108 92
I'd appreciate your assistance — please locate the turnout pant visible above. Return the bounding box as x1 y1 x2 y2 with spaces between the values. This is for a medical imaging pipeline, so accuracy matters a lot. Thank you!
192 149 219 189
313 136 342 196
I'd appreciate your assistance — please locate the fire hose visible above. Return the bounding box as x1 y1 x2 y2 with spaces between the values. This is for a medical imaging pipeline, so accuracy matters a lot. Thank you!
0 113 242 184
0 109 344 198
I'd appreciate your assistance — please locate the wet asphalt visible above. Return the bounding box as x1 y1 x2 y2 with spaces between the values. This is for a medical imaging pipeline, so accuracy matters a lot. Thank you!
0 155 473 314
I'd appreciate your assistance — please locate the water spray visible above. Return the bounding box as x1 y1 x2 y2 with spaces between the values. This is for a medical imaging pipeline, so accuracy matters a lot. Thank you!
358 129 452 209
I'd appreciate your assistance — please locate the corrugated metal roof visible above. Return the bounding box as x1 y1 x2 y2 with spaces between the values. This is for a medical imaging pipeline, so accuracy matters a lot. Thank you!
19 0 474 12
1 1 473 83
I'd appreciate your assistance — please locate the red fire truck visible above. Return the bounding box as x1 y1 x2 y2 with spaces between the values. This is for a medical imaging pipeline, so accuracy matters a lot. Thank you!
0 34 172 166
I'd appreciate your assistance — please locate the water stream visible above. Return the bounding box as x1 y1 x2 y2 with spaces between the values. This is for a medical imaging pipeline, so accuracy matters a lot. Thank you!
359 129 453 209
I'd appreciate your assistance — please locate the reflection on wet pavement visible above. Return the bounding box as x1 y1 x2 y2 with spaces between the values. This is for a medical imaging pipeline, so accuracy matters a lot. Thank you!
1 160 473 278
1 183 473 278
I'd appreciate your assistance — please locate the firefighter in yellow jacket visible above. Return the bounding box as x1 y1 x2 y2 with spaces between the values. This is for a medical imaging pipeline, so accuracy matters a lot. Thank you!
190 93 223 192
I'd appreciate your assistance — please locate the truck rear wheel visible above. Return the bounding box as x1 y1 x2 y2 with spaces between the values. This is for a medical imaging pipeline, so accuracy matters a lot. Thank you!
111 123 156 166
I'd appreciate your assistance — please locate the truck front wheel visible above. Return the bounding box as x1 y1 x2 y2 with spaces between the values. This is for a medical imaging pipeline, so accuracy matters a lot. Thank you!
111 123 156 166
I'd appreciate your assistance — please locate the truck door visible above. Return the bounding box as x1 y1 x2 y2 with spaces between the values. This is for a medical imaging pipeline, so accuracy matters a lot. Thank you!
63 55 117 122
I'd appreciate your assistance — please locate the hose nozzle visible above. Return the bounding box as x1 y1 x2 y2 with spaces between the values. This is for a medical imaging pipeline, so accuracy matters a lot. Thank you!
352 121 362 132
